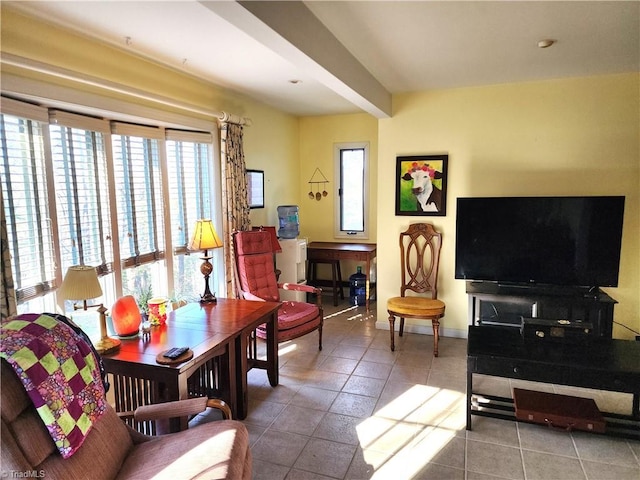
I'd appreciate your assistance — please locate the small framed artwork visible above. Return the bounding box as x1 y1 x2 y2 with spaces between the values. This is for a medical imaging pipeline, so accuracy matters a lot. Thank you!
395 154 448 216
247 169 264 209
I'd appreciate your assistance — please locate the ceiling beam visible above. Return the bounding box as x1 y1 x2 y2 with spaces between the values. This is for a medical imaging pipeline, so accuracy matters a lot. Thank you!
201 0 391 118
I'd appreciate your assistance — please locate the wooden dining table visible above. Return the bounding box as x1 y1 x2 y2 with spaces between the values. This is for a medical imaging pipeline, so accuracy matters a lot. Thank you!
102 298 280 431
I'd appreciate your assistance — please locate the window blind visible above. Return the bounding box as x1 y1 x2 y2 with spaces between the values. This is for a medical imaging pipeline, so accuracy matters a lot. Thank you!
166 130 213 255
2 97 218 309
49 110 113 276
111 122 165 268
0 109 56 301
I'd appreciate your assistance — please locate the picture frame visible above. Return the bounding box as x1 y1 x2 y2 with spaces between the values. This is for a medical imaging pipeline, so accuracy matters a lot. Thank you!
247 169 264 209
395 154 448 216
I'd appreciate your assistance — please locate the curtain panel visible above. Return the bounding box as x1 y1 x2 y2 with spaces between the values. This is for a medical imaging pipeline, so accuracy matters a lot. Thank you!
220 122 250 298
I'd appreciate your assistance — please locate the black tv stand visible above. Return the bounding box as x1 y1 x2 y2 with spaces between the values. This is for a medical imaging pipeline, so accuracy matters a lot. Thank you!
466 281 617 337
467 326 640 439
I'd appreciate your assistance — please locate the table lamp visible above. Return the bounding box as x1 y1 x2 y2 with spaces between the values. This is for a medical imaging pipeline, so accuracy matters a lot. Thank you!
189 219 224 303
58 265 121 354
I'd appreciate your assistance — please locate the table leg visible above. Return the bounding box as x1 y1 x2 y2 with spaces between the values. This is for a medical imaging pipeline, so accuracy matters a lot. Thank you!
225 343 237 420
466 369 473 431
173 376 190 432
267 310 279 387
336 261 344 301
235 334 249 420
331 261 338 307
365 258 371 312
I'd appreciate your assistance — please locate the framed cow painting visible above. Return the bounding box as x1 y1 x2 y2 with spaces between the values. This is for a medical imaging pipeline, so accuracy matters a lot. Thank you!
395 154 448 216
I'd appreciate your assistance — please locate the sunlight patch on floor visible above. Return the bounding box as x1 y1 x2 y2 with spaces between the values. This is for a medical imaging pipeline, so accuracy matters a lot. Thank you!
347 311 376 321
324 305 358 319
356 385 465 477
375 385 441 421
276 342 297 357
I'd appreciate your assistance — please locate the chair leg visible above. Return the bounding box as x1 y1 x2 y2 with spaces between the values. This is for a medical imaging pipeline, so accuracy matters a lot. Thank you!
388 314 396 351
399 318 405 337
318 322 323 351
432 318 440 357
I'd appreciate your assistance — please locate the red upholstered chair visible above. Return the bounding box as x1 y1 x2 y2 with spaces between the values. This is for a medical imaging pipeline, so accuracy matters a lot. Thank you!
233 230 323 349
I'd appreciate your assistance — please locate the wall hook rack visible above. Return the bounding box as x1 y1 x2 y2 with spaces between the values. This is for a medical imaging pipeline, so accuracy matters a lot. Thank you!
308 167 329 201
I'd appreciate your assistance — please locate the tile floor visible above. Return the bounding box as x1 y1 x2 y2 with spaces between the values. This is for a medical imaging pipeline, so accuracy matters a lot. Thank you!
242 298 640 479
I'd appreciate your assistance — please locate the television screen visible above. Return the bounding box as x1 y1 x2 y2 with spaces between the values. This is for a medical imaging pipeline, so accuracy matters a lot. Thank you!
455 196 625 288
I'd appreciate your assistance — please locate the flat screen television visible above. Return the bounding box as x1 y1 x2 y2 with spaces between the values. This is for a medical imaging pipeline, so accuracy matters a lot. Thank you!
455 196 625 289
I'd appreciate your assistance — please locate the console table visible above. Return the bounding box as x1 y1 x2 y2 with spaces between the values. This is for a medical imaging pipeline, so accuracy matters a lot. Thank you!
467 326 640 439
307 242 376 311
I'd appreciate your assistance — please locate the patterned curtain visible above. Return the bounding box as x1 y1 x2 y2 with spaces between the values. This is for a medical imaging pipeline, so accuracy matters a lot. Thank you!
220 122 250 298
1 197 17 319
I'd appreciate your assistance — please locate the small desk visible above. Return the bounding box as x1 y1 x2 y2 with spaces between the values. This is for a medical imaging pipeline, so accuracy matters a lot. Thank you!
467 326 640 439
102 298 280 431
307 242 376 311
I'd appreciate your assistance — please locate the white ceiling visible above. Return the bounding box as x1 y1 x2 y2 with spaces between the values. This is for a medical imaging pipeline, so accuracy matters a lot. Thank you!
7 1 640 118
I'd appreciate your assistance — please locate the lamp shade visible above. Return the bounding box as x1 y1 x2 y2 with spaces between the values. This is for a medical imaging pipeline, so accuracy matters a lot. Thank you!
58 265 103 301
189 219 223 251
110 295 141 336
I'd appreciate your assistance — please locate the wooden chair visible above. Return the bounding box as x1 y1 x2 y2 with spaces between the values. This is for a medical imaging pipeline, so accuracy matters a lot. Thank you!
387 223 445 356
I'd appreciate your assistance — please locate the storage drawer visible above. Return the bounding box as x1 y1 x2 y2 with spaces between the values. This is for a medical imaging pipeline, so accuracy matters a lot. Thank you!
308 250 339 261
472 356 567 384
569 368 640 394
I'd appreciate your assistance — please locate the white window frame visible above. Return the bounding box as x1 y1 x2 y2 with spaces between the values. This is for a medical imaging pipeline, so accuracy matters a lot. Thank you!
1 94 221 314
334 142 369 240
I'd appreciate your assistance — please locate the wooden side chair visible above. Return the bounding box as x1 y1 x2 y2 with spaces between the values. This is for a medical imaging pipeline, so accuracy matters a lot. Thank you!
387 223 445 356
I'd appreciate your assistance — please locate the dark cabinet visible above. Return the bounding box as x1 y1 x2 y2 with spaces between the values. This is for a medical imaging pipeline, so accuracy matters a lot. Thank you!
466 281 616 338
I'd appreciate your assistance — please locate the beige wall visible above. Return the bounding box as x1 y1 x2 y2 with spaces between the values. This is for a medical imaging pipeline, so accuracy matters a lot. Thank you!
1 6 300 235
378 74 640 339
298 114 378 281
298 113 378 243
245 107 300 229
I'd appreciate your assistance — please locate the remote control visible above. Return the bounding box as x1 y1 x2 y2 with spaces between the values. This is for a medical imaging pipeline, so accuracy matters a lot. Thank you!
163 347 189 359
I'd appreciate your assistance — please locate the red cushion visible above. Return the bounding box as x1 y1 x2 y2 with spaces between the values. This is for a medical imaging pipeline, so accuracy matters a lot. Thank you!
234 231 280 301
234 230 272 256
277 301 320 329
258 317 323 343
237 253 279 301
256 301 321 340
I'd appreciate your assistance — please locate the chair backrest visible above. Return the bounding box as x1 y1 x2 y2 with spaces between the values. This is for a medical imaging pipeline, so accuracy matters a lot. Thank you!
398 223 442 298
233 230 280 302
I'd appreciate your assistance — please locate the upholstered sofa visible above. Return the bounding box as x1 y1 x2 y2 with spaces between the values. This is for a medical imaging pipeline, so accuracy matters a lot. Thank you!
1 357 252 479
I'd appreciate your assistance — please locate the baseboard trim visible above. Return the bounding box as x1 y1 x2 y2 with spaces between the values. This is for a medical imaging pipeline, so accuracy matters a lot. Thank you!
374 320 467 339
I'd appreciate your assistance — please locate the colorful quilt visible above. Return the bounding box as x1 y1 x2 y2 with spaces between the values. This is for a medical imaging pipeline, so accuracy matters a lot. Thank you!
0 313 107 459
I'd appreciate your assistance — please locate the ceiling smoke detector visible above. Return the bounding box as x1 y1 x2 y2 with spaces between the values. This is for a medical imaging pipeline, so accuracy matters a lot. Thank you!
537 39 555 49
